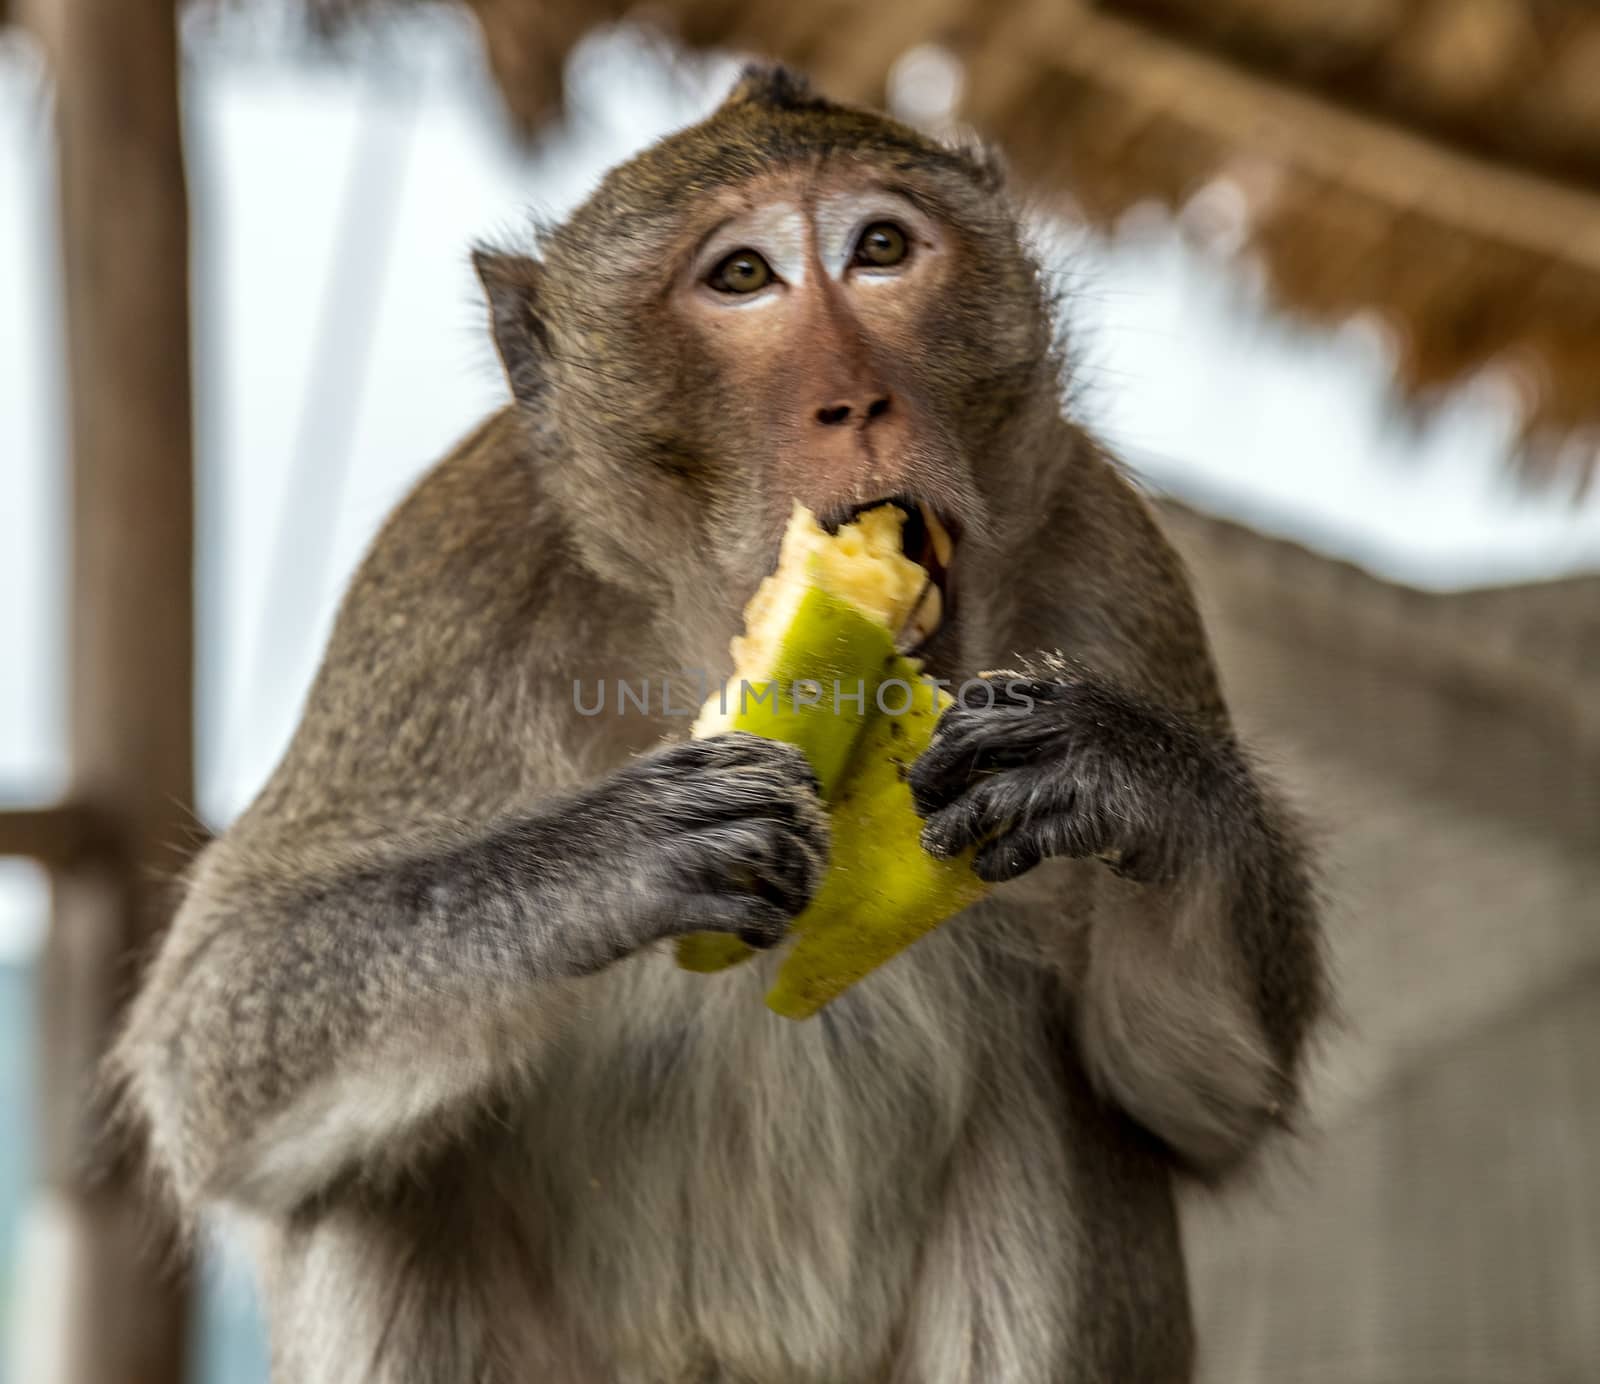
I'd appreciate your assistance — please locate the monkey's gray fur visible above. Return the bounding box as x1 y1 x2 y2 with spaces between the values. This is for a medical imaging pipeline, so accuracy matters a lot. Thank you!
112 65 1326 1383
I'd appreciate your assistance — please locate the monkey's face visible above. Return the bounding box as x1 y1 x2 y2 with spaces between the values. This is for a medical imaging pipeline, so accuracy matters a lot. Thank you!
482 68 1056 673
663 170 975 647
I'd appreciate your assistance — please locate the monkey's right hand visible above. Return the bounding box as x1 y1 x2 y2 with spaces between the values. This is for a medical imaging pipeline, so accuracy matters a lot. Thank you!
570 732 829 953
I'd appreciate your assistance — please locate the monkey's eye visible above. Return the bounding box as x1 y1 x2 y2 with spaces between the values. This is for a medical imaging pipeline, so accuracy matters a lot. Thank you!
852 222 910 270
708 249 774 295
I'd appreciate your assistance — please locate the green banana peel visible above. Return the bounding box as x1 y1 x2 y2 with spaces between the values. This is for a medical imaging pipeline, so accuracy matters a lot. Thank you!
673 586 895 975
765 657 989 1019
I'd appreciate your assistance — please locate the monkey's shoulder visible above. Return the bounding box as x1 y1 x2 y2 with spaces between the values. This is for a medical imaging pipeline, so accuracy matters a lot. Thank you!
322 408 636 662
248 409 650 830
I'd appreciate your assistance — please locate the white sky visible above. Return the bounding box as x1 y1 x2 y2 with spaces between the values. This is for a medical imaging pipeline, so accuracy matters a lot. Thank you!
2 18 1599 958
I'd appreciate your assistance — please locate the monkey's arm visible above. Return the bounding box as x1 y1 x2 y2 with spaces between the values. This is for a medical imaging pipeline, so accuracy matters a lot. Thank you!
117 736 820 1218
112 422 824 1218
909 442 1326 1177
909 671 1323 1176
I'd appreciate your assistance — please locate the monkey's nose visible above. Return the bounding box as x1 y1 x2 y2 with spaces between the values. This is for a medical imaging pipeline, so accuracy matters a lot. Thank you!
814 394 893 428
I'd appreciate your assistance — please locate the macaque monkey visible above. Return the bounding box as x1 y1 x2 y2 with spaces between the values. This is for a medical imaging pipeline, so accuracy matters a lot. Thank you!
114 65 1326 1384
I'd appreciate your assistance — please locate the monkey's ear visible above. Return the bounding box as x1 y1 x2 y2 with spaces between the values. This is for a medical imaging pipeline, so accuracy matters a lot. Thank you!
949 134 1008 194
720 62 827 113
472 246 548 403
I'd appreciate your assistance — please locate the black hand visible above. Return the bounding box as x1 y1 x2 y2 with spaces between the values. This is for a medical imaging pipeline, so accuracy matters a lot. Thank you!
908 672 1232 885
587 732 829 948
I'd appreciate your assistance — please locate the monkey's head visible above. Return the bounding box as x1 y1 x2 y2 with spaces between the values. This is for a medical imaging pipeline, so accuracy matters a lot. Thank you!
475 64 1059 673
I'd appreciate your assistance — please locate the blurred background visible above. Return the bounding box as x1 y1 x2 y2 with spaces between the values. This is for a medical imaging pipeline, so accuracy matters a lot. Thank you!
2 1 1598 1381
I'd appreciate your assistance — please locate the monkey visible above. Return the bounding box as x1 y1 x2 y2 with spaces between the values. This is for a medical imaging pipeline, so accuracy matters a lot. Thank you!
111 65 1326 1384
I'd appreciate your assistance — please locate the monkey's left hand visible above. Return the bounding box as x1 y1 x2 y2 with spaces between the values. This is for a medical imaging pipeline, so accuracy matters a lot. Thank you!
909 668 1255 886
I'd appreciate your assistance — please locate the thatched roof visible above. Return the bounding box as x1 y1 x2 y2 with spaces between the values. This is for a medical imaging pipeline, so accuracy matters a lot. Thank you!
13 0 1598 466
401 0 1600 474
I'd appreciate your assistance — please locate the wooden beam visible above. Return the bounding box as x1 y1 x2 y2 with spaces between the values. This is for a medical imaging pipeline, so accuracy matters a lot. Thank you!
0 803 112 870
36 0 197 1378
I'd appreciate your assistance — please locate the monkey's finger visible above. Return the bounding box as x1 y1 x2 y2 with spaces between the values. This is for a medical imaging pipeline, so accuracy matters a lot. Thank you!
672 894 792 950
749 821 829 916
918 770 1062 857
643 733 821 793
972 812 1110 883
678 817 827 917
737 913 792 950
909 711 1057 814
906 722 1009 814
910 710 1069 815
713 729 825 793
651 770 823 834
919 779 1008 856
972 830 1046 883
701 732 823 793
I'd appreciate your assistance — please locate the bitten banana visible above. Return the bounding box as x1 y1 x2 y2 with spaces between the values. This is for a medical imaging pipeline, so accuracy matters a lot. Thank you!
674 501 922 973
674 502 990 1013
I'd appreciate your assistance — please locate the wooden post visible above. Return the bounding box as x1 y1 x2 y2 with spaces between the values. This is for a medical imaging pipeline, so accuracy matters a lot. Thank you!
31 0 197 1379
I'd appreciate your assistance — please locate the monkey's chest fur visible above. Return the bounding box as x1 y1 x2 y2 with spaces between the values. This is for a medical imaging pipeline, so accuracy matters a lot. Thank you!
517 926 1076 1382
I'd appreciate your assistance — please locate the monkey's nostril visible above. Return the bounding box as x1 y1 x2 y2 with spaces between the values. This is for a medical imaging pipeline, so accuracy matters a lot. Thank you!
816 404 852 427
865 396 891 421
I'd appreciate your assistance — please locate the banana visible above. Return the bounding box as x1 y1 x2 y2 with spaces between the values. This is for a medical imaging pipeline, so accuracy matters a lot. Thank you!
765 654 989 1018
674 503 990 1015
674 501 921 974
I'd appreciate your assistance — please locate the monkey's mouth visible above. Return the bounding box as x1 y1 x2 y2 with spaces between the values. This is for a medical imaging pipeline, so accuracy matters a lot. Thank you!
841 495 958 655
